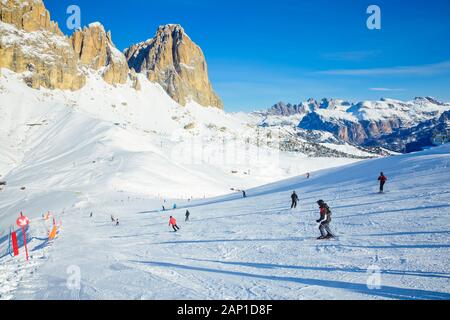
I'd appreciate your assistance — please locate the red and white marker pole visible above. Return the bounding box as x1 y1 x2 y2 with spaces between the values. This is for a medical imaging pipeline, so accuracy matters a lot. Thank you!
16 212 30 261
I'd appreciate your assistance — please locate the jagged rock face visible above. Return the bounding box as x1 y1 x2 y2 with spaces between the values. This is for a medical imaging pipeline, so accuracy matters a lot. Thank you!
0 0 85 90
268 102 308 116
0 0 60 33
297 97 450 145
299 112 405 144
125 24 223 109
365 111 450 153
71 23 128 85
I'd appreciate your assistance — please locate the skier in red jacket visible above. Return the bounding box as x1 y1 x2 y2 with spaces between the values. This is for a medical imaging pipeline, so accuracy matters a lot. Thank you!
169 216 180 232
378 172 388 193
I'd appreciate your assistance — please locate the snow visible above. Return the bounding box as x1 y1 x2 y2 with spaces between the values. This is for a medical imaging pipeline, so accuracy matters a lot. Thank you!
1 143 449 300
88 22 103 29
322 143 375 157
300 98 449 125
0 21 72 65
107 43 127 64
316 108 358 123
179 63 195 70
0 68 362 222
1 68 449 300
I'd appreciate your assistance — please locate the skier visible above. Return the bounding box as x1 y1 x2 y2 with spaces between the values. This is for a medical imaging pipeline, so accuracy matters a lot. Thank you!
169 216 180 232
111 215 115 222
316 200 334 240
116 219 120 226
185 210 191 222
242 190 247 198
173 204 177 210
306 173 310 179
90 212 93 218
378 172 388 193
162 205 166 212
291 191 299 209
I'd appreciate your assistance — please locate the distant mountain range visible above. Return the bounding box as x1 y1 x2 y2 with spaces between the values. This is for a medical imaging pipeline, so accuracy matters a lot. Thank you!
1 0 448 161
257 97 450 153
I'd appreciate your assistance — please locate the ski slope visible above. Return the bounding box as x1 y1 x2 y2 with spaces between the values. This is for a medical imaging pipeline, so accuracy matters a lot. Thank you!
0 69 361 204
1 145 449 300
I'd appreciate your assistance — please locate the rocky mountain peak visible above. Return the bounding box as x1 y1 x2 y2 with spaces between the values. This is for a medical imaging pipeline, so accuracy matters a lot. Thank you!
125 24 223 109
414 96 444 106
267 101 308 116
0 0 61 34
0 0 85 90
71 22 129 85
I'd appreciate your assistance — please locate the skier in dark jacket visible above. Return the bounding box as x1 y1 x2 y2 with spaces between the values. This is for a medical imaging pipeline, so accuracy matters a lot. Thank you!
291 191 299 209
378 172 388 193
316 200 334 240
185 210 191 222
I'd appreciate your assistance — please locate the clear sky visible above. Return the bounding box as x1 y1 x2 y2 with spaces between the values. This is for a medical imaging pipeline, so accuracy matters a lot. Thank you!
43 0 450 111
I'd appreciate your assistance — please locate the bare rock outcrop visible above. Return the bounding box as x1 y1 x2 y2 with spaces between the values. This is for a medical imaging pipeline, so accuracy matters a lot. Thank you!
0 0 60 33
125 24 223 108
0 0 85 90
71 23 128 85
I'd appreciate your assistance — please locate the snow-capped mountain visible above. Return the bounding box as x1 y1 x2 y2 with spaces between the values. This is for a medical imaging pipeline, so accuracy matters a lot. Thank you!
365 110 450 153
299 97 449 145
259 97 449 152
0 1 387 223
0 0 449 302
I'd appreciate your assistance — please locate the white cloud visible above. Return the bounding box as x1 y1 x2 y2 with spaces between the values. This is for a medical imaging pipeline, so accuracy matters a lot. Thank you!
369 88 405 92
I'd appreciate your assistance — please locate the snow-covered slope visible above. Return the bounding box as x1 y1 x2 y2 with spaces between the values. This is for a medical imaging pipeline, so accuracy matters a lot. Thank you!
1 145 449 300
0 68 365 228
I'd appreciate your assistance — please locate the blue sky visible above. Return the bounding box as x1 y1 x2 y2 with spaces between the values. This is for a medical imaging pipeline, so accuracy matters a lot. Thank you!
43 0 450 111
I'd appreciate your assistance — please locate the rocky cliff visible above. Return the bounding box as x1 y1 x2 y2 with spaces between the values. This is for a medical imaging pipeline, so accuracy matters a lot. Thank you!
365 111 450 153
71 23 128 85
0 0 60 33
0 0 128 90
125 24 223 109
0 0 85 90
1 2 223 106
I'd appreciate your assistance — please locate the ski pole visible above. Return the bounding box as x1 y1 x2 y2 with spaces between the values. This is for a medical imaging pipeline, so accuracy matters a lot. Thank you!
7 227 12 257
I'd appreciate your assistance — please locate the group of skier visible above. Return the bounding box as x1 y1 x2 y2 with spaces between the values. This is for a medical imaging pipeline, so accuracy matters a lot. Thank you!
165 172 388 240
290 172 388 240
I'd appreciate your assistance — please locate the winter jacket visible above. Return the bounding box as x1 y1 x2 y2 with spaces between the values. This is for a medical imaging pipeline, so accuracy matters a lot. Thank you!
318 204 332 223
378 175 388 183
291 193 299 202
169 217 177 226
